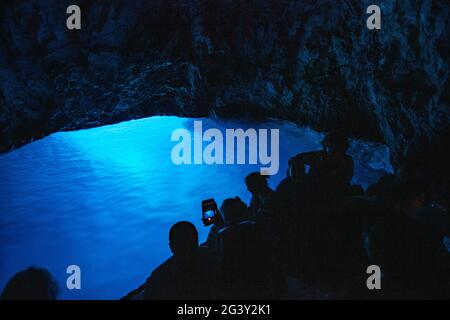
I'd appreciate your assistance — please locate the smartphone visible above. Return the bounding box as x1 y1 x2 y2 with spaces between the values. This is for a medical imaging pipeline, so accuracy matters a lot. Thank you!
202 198 218 226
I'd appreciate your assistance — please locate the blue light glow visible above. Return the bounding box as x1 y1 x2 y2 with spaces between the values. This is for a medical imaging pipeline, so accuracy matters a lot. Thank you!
0 116 392 299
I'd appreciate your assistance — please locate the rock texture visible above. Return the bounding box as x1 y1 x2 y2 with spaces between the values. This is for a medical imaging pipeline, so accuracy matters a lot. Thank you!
0 0 449 203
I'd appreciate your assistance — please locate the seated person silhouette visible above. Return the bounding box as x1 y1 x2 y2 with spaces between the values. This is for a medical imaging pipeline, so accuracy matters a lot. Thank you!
319 131 354 191
1 267 58 300
276 156 313 217
245 173 282 250
216 197 282 299
276 157 316 271
245 172 277 219
143 221 217 300
285 132 357 285
291 131 354 200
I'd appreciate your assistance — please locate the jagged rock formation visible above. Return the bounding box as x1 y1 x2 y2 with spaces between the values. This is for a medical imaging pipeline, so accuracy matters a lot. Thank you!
0 0 449 203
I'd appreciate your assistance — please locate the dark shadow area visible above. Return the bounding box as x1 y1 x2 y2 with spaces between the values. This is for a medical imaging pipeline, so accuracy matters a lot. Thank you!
115 132 448 300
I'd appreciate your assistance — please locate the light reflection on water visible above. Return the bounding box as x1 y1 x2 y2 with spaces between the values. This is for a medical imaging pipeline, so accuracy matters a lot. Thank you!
0 116 392 299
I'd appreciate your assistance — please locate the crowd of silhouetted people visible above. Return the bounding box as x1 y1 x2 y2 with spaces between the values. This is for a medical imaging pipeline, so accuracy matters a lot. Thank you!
2 132 449 300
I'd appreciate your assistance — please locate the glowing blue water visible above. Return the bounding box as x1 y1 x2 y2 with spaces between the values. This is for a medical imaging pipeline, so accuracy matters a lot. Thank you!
0 116 392 299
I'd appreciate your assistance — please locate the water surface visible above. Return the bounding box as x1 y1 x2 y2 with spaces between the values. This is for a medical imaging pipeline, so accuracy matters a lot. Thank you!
0 116 392 299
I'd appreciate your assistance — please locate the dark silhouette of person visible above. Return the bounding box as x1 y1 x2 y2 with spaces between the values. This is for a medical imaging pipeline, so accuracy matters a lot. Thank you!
320 132 354 191
220 197 249 225
202 197 249 254
282 132 359 289
142 221 217 300
291 131 354 201
245 172 282 257
1 267 58 300
276 156 312 207
245 172 277 219
216 197 285 299
275 157 317 275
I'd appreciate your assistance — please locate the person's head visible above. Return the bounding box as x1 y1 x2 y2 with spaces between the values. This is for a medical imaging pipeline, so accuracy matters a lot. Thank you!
1 267 58 300
169 221 198 257
220 197 248 225
321 131 349 155
245 172 269 195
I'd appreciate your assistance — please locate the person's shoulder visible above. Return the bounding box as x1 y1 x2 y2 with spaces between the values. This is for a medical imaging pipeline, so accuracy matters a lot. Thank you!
147 257 174 280
276 178 291 192
143 257 176 300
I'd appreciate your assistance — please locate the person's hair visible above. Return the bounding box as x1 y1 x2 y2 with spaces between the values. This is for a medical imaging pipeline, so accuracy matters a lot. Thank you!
245 172 269 189
220 197 248 225
169 221 198 254
321 131 349 153
1 267 58 300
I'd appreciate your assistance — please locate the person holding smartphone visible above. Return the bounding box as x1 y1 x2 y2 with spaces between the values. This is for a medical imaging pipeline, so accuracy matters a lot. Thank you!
201 199 225 251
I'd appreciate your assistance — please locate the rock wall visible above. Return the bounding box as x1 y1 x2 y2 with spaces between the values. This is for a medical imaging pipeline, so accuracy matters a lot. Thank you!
1 0 449 203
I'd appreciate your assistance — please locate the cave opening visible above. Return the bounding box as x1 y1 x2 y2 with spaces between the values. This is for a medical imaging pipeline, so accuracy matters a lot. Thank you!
0 116 394 299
